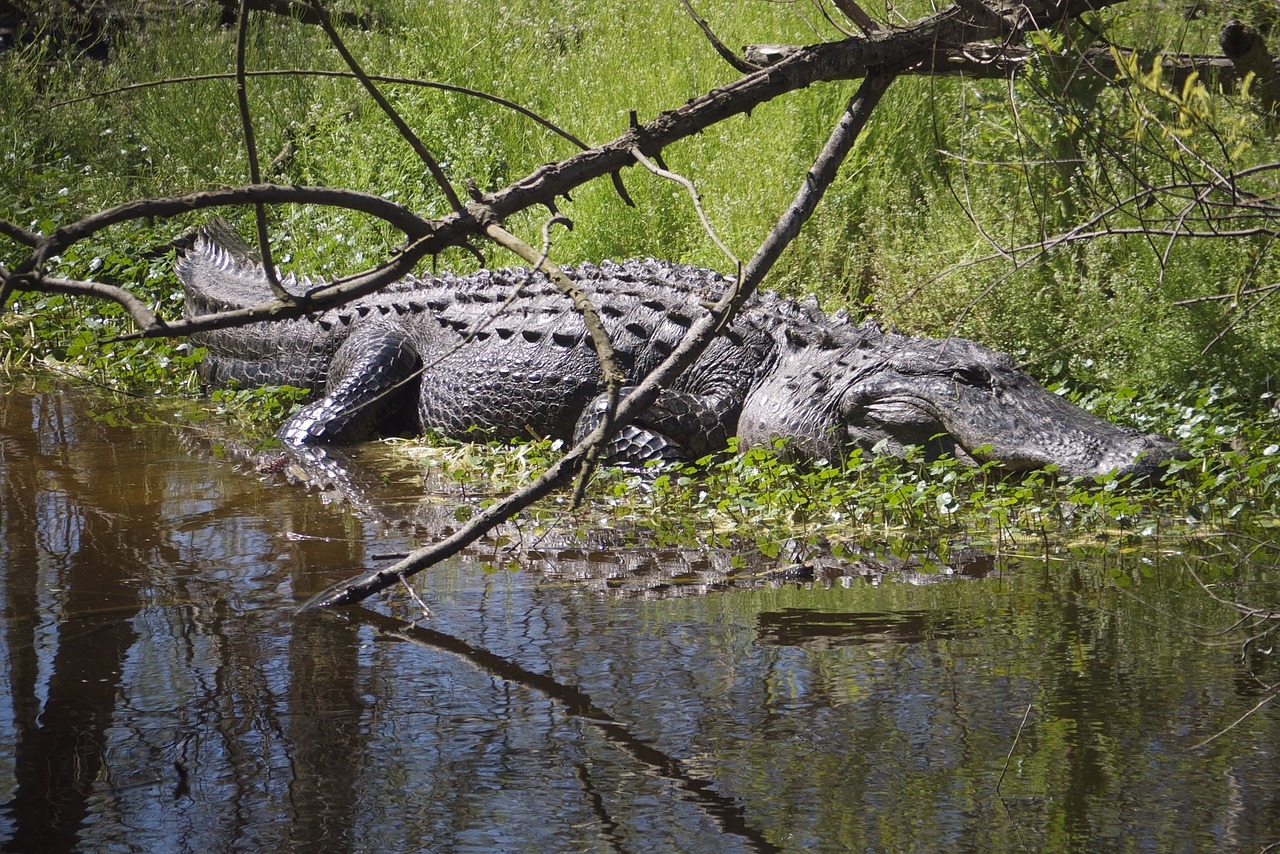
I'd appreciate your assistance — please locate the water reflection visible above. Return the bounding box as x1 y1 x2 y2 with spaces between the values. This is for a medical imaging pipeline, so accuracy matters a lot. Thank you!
756 608 956 648
1 384 1278 852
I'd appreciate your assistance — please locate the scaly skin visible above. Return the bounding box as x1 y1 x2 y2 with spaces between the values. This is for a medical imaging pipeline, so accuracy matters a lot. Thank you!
178 225 1183 478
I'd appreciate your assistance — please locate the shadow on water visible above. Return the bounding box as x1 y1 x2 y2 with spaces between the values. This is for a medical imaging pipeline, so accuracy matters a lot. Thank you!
1 383 1278 852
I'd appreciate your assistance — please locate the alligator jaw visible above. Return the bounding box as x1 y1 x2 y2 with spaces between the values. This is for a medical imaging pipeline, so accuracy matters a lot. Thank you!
921 395 1184 480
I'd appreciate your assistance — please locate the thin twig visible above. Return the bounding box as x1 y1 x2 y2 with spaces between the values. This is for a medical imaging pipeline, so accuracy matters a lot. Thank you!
479 220 625 509
1192 689 1279 750
630 148 740 272
235 0 288 299
830 0 882 34
996 703 1034 794
1173 282 1280 305
4 274 164 333
396 575 432 624
679 0 761 73
54 70 591 151
306 0 464 214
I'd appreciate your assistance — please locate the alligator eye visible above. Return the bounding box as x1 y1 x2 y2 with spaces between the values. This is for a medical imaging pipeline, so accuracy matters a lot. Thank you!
952 366 992 388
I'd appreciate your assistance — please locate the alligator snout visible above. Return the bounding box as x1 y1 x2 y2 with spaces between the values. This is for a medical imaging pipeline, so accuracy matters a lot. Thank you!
1116 432 1187 481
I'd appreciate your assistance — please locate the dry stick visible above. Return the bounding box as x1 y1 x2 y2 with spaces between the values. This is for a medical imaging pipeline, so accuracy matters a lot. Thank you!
1175 283 1280 304
830 0 883 34
300 70 896 611
479 220 626 508
630 148 741 272
235 0 288 300
8 184 431 279
996 703 1034 794
0 219 38 248
55 70 591 152
306 0 464 215
4 186 436 343
1192 689 1279 750
679 0 760 73
14 274 162 332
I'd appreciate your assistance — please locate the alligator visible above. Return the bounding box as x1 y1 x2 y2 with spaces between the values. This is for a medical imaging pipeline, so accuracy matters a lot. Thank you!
177 223 1183 479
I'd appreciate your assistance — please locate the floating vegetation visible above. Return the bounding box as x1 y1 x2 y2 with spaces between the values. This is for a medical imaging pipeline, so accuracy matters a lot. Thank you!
382 382 1280 575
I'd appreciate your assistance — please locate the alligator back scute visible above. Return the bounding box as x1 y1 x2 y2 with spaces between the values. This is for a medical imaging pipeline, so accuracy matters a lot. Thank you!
405 260 776 444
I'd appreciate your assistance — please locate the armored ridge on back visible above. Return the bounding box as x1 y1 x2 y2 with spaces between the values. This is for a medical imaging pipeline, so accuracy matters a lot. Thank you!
177 223 1184 480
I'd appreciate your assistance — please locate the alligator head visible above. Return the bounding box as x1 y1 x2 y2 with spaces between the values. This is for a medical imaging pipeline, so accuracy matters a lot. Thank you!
737 321 1183 480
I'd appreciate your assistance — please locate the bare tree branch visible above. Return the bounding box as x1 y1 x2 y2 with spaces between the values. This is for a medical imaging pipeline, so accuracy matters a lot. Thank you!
830 0 882 34
3 273 165 332
679 0 761 73
630 148 740 271
235 0 288 300
300 69 896 610
0 219 38 247
306 0 464 215
479 219 626 508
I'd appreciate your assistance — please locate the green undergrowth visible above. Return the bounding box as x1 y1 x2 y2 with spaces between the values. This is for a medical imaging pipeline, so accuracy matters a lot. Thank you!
388 382 1280 574
0 220 204 396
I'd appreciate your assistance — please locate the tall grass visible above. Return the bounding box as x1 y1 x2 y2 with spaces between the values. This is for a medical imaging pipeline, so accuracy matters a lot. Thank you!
1 0 1278 399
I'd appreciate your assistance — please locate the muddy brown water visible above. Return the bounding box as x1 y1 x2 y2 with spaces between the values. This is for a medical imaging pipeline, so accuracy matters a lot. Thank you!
1 384 1278 852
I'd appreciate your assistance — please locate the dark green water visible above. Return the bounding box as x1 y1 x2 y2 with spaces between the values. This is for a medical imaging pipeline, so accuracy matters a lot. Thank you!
1 385 1277 852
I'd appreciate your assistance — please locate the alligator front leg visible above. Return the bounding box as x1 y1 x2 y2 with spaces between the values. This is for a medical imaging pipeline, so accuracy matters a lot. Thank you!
572 386 735 467
280 320 424 445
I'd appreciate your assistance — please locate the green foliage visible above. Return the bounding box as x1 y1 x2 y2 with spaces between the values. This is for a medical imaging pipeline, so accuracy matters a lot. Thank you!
4 0 1279 396
381 383 1279 566
210 384 310 435
0 216 206 395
